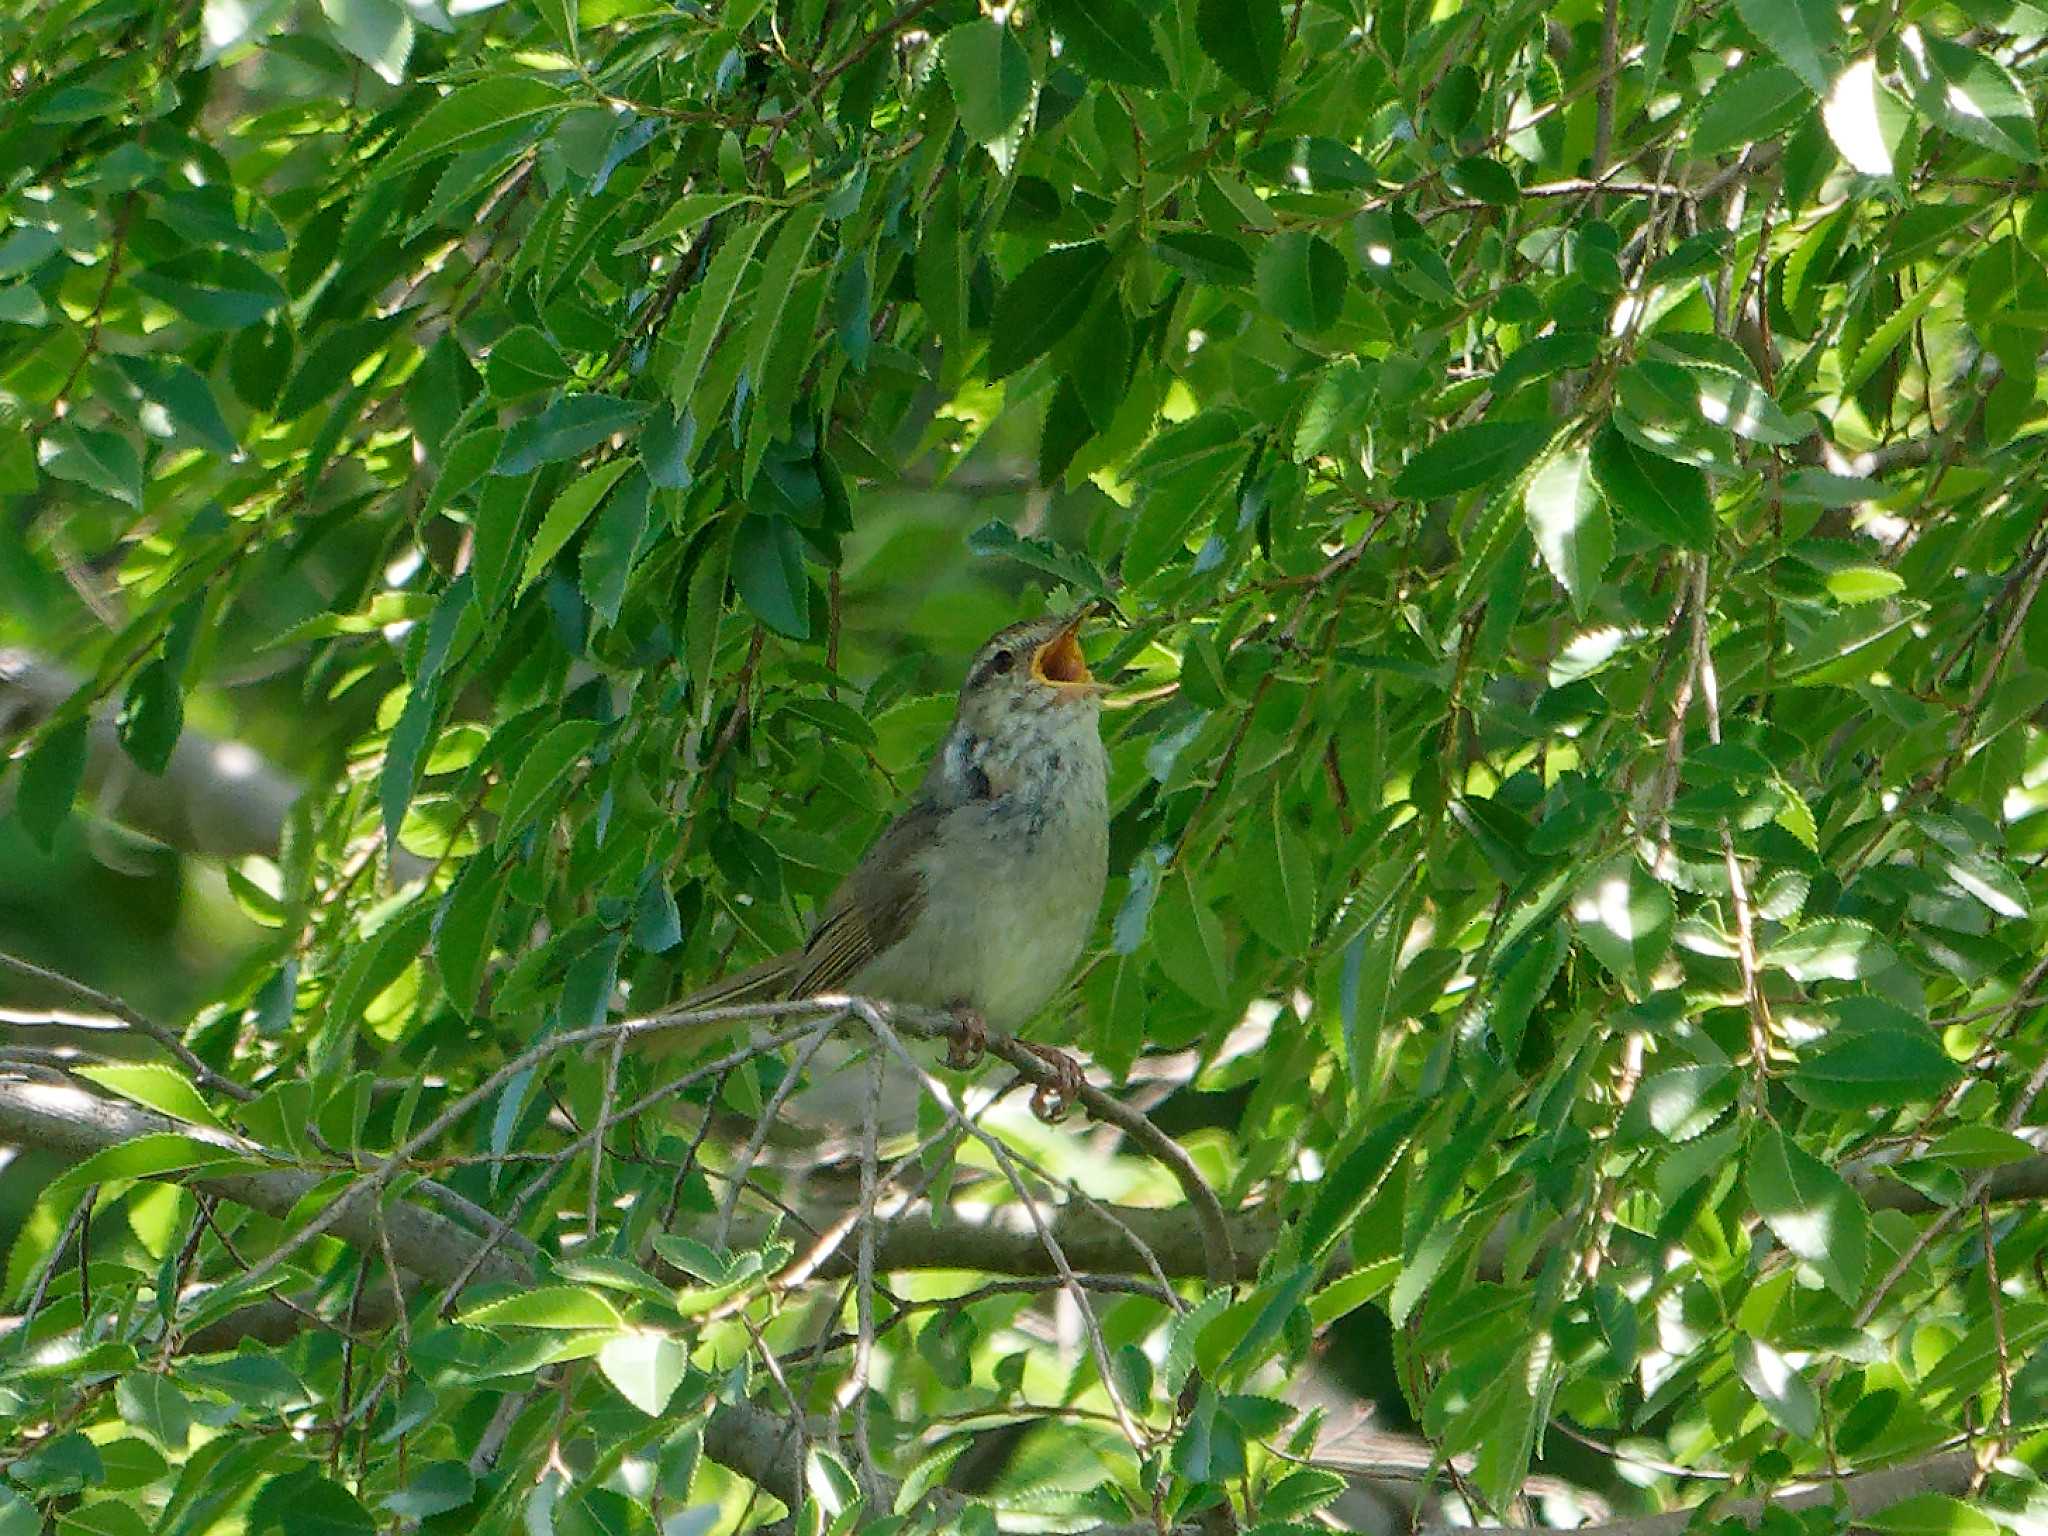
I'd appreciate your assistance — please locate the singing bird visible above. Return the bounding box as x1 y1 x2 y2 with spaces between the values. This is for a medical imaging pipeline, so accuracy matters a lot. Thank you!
657 608 1111 1115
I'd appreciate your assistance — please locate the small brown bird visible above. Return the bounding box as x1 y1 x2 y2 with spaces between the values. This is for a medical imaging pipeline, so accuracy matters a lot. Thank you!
661 608 1111 1112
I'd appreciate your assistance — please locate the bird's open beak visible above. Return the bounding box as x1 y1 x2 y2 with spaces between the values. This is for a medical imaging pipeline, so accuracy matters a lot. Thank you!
1030 607 1107 692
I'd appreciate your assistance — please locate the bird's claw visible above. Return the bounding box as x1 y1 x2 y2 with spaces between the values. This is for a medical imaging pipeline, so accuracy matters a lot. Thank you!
945 1006 988 1071
1024 1043 1086 1122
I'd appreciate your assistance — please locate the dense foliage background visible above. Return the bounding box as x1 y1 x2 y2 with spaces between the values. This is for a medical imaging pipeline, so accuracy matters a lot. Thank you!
4 0 2048 1532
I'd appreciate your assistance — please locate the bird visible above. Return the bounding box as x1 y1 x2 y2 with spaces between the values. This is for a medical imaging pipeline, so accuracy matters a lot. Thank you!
652 607 1112 1118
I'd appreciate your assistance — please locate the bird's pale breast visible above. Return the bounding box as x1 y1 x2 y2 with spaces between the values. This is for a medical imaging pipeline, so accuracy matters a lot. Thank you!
853 711 1107 1031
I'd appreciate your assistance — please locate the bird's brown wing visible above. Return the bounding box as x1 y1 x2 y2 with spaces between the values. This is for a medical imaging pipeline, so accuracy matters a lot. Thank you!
790 803 933 998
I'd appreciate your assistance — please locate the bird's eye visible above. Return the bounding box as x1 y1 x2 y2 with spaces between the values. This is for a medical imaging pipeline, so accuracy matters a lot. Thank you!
984 649 1015 678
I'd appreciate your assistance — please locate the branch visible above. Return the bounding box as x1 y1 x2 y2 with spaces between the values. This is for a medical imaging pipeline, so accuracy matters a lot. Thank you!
1439 1447 1978 1536
0 647 299 861
0 1073 529 1291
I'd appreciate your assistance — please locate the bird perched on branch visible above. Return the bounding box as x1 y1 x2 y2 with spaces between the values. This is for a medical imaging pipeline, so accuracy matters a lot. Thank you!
659 607 1111 1118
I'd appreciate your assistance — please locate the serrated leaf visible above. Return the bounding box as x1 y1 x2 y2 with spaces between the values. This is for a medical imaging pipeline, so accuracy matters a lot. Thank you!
1038 0 1167 87
597 1329 688 1415
45 1131 250 1204
73 1063 226 1131
941 20 1033 143
459 1286 624 1329
1196 0 1282 96
1396 420 1549 499
1735 1333 1821 1439
1747 1125 1868 1303
1587 425 1713 548
1255 231 1348 335
494 720 602 853
1789 1019 1961 1110
321 0 411 83
1524 446 1611 615
1731 0 1838 94
39 422 142 507
1763 918 1898 980
669 216 773 402
518 458 633 596
383 78 568 176
988 241 1114 377
731 513 810 639
1902 29 2039 163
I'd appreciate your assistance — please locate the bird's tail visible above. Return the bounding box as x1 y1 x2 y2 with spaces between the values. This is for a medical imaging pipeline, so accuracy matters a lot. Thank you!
637 949 802 1059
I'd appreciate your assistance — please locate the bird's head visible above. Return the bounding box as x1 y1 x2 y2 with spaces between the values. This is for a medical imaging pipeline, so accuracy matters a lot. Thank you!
952 606 1108 738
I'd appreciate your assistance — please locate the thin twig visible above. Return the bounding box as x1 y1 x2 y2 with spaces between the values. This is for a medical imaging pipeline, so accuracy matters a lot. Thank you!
0 951 252 1102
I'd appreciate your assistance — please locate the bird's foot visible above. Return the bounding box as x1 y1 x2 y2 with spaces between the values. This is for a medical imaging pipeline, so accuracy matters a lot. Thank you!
1023 1043 1086 1122
944 1005 988 1071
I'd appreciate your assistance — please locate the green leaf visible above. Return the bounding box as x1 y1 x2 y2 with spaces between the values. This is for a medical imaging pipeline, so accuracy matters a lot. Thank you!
382 78 568 176
73 1064 226 1131
459 1285 624 1329
1152 230 1256 287
1568 856 1673 994
15 715 90 851
275 316 401 420
381 1463 476 1521
1827 565 1906 603
1152 866 1229 1008
115 1372 192 1451
732 513 811 639
110 355 238 454
1902 30 2039 163
0 286 49 327
1843 255 1962 394
1038 0 1168 88
1587 425 1713 548
598 1328 689 1415
1789 1014 1961 1110
38 422 142 507
434 856 508 1015
320 0 411 83
1746 1125 1868 1304
494 720 603 854
1867 1497 2001 1536
518 458 633 596
1524 445 1611 615
45 1131 251 1203
741 203 827 486
580 466 652 628
1444 156 1520 205
1301 1103 1425 1261
1823 58 1907 177
131 250 284 329
116 660 183 776
1734 1333 1820 1439
1763 918 1898 981
486 325 571 401
1689 371 1813 444
1197 0 1282 96
1731 0 1838 94
669 216 773 402
495 396 647 477
1395 421 1549 499
1255 231 1348 335
1618 1064 1736 1144
941 20 1033 143
248 1470 376 1536
57 1501 149 1536
617 192 760 255
989 242 1114 378
966 520 1111 595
